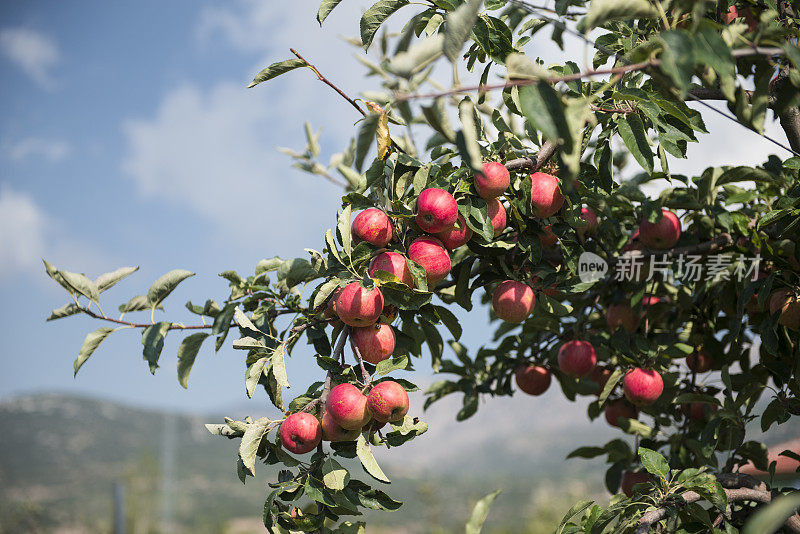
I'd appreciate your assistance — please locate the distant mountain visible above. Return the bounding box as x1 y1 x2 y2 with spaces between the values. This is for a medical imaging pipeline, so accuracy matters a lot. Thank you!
0 391 795 533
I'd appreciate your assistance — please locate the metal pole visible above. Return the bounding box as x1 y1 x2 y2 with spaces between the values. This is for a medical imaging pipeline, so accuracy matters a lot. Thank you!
113 481 125 534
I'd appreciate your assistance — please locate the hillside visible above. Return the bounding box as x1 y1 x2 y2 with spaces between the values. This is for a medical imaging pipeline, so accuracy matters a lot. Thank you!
0 391 796 533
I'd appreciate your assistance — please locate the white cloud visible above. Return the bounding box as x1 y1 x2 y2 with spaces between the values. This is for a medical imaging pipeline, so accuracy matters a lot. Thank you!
120 82 343 256
121 1 377 257
0 185 47 277
0 27 60 90
0 185 115 282
7 137 70 162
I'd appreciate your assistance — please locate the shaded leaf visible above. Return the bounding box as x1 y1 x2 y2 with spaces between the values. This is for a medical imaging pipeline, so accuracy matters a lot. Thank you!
240 417 272 475
177 332 210 389
141 321 171 374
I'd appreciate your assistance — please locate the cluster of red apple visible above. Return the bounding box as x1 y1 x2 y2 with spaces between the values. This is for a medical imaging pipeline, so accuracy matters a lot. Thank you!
280 381 410 454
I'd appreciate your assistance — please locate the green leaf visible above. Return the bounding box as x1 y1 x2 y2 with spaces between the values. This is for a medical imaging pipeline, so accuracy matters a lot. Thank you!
389 34 444 78
638 447 669 479
232 336 267 350
60 271 100 302
456 99 483 172
271 344 290 389
434 305 462 340
233 308 260 333
247 59 306 89
47 302 81 321
360 0 410 51
322 458 350 490
338 204 353 257
94 266 138 293
74 327 117 375
42 259 74 294
119 295 160 313
177 332 210 389
240 417 272 475
583 0 656 30
356 434 390 483
246 356 269 398
518 82 572 150
141 322 171 374
146 269 195 310
465 489 501 534
317 0 343 25
617 114 653 174
421 98 456 142
443 0 482 63
555 499 594 534
598 368 622 406
658 31 695 95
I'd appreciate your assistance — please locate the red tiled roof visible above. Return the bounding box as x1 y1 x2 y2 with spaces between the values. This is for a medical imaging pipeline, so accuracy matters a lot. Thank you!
740 439 800 476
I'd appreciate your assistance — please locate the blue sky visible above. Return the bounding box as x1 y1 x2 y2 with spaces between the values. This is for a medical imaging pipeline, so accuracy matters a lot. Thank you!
0 0 792 414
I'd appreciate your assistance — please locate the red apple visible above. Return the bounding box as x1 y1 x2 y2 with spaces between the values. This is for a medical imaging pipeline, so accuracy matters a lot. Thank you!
530 172 565 218
436 213 473 250
515 364 551 395
769 289 800 329
686 350 713 373
408 236 451 287
351 323 395 365
604 399 639 427
682 402 718 422
280 412 322 454
323 287 343 320
321 411 361 442
366 381 409 423
416 188 458 233
578 207 598 237
607 303 640 333
351 208 392 247
492 280 535 323
476 162 510 199
621 470 651 497
589 366 613 396
326 383 371 430
557 340 597 378
487 198 507 237
623 368 663 406
541 225 558 248
335 282 384 327
639 209 681 249
369 251 413 286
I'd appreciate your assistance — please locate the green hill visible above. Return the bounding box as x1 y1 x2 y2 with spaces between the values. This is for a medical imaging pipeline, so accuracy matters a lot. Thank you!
0 392 795 533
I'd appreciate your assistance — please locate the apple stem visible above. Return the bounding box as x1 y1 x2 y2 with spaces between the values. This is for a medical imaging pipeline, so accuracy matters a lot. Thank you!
352 344 372 388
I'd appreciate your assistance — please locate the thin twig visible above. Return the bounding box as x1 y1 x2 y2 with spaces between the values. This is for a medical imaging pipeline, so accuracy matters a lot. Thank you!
291 48 366 117
394 48 785 102
79 306 294 331
351 343 372 389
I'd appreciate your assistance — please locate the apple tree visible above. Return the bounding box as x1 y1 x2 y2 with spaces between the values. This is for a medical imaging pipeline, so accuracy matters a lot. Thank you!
44 0 800 532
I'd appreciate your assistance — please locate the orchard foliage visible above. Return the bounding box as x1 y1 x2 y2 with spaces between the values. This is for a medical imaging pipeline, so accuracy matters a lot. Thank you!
45 0 800 532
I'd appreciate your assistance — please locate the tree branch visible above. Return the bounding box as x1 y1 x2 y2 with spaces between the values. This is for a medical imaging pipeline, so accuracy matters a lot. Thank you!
79 306 295 331
635 486 800 534
291 49 366 117
396 48 786 102
505 141 558 172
